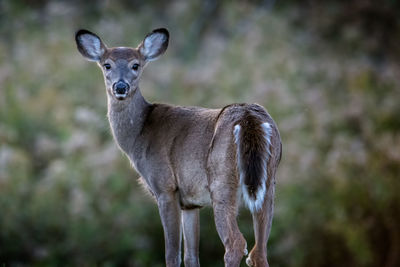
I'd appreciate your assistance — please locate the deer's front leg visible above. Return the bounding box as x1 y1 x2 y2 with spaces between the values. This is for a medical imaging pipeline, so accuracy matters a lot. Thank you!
157 192 182 267
182 209 200 267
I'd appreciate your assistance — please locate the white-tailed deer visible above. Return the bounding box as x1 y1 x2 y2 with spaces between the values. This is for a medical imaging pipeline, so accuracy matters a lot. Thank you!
75 28 282 267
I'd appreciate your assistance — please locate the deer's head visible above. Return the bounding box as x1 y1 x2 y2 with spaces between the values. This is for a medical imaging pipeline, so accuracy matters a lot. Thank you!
75 28 169 101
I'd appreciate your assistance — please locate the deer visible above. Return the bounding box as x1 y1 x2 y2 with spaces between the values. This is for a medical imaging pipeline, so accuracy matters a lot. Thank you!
75 28 282 267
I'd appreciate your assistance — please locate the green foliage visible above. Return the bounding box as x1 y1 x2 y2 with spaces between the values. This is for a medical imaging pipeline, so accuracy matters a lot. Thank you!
1 0 399 266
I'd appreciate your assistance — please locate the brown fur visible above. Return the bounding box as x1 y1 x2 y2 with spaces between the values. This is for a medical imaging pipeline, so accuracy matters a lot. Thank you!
102 47 140 62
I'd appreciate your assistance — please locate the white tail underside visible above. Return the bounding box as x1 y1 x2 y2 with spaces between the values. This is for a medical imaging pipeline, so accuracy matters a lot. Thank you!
234 122 272 213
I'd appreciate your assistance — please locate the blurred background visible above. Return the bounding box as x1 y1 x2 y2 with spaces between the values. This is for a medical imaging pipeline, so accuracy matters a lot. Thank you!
1 0 400 266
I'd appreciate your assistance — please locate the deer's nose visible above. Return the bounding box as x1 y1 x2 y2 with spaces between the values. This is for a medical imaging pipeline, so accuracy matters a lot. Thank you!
113 81 130 95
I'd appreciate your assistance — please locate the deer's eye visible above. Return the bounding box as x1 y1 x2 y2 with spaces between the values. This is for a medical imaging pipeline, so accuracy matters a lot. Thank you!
104 63 111 70
132 63 140 71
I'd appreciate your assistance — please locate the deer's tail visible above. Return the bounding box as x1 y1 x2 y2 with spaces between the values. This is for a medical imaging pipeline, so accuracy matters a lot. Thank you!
233 115 273 213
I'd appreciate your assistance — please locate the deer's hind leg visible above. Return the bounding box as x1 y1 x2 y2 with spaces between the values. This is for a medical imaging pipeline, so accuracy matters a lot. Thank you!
246 173 276 267
210 174 248 267
207 114 248 266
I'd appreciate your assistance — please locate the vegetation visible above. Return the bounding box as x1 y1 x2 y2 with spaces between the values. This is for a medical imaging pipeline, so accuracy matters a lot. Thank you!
1 0 399 266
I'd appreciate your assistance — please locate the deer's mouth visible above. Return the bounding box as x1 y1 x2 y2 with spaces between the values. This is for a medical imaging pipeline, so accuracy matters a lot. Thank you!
114 91 128 100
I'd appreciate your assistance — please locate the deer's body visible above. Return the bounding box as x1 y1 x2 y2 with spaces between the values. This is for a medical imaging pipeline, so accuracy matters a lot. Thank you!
109 96 217 207
76 28 282 267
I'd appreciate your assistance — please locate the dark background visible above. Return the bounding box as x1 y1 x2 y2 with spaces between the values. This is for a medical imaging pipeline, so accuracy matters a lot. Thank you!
1 0 400 266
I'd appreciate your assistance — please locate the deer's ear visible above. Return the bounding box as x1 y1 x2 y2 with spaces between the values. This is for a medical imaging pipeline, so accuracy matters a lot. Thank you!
139 28 169 62
75 29 107 62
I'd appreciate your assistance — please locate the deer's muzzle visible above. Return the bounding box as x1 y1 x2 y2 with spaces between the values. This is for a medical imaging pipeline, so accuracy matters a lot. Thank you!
113 80 130 100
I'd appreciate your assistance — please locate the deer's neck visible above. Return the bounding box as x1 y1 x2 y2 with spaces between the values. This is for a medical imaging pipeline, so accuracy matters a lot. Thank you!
107 88 151 154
